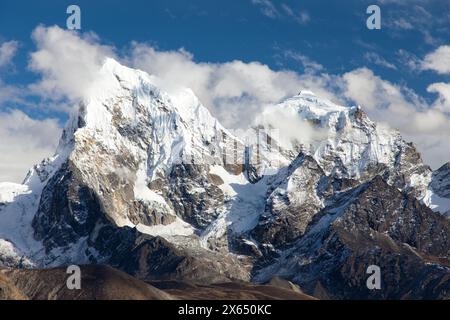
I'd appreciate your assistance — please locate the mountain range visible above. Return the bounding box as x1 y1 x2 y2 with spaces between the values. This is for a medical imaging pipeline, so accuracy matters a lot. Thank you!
0 58 449 299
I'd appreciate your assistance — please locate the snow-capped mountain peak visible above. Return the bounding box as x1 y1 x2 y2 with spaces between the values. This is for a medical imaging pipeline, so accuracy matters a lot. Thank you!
1 58 245 266
263 89 430 190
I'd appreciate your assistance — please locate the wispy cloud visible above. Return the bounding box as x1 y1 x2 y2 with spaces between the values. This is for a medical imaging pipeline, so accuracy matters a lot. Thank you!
282 51 324 73
0 41 19 68
364 52 397 70
382 4 447 45
281 3 310 25
0 40 25 107
251 0 310 25
251 0 279 18
396 49 422 71
391 18 414 30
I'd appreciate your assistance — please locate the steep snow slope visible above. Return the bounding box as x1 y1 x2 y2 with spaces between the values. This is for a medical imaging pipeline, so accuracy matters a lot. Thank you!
199 165 269 251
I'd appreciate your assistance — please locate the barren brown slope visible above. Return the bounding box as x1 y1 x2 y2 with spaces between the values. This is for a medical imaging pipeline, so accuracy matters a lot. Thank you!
4 265 174 300
149 279 317 300
0 271 27 300
2 265 316 300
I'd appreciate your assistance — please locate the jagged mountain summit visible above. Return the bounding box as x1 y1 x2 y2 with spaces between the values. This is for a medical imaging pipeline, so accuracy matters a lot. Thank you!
0 58 448 299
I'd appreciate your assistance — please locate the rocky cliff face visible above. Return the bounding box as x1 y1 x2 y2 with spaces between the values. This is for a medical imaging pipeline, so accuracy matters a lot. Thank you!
253 176 449 299
0 59 448 299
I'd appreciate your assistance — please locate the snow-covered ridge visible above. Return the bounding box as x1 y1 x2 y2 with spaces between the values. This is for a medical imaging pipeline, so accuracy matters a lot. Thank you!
268 91 415 177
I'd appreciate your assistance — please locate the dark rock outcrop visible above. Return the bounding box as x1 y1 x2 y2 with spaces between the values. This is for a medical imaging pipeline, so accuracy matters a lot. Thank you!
253 176 450 299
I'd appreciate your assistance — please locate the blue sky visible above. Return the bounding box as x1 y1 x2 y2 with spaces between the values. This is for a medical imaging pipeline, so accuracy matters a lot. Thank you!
1 0 450 181
1 1 449 99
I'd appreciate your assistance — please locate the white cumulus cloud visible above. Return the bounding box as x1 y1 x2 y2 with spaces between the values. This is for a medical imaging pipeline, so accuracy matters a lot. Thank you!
421 45 450 74
0 110 61 183
29 26 115 102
